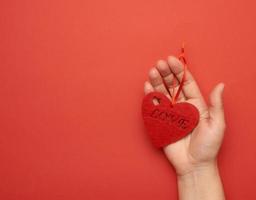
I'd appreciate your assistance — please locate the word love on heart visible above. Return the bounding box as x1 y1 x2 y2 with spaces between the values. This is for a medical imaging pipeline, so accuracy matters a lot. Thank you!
150 107 190 130
141 44 199 148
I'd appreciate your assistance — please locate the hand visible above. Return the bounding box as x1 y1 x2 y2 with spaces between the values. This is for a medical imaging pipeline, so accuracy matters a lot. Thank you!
144 56 226 176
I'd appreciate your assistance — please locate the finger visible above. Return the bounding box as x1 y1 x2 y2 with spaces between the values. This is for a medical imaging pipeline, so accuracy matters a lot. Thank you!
156 60 186 102
144 81 159 105
209 83 225 126
144 81 154 94
167 56 206 105
148 67 171 99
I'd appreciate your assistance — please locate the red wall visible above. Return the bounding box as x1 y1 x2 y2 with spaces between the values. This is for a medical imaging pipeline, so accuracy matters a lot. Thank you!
1 0 256 199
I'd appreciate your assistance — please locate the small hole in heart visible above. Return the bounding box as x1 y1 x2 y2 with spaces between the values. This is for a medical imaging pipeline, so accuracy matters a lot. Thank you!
152 97 160 105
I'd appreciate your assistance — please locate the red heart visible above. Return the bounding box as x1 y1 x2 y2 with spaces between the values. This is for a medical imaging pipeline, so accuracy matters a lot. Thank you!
142 92 199 148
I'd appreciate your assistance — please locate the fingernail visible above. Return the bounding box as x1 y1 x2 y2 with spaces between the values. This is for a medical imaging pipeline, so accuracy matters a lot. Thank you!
220 83 225 92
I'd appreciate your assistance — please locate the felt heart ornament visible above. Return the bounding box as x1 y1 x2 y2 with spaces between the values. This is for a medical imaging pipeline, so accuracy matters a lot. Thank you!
142 44 200 148
142 91 199 148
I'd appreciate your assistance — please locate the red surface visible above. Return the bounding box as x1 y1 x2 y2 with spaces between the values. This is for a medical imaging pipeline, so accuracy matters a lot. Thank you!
0 0 256 199
142 92 199 148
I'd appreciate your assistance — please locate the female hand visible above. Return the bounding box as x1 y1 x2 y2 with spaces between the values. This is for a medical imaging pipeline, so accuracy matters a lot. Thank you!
144 56 226 176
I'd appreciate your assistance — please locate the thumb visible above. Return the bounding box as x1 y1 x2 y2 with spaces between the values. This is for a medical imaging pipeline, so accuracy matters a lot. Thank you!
209 83 225 124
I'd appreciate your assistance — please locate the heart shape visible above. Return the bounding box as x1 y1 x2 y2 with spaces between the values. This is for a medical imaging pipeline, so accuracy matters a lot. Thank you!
142 92 199 148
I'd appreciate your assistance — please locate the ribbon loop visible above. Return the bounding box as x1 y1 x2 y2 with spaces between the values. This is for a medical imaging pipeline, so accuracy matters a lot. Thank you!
171 43 187 104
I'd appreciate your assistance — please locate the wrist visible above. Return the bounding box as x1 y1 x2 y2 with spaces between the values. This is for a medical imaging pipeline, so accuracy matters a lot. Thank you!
177 160 219 179
177 160 225 200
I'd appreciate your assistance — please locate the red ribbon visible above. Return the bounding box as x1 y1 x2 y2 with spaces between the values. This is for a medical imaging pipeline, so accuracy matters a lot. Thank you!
171 43 187 104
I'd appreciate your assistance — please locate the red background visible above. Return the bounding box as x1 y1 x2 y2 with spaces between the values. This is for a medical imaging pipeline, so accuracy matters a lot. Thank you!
1 0 256 199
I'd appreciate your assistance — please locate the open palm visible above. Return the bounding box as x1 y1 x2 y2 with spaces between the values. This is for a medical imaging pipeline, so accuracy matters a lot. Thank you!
144 56 225 175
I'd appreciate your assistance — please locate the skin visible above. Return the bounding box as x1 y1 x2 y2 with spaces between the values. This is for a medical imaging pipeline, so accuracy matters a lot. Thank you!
144 56 226 200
